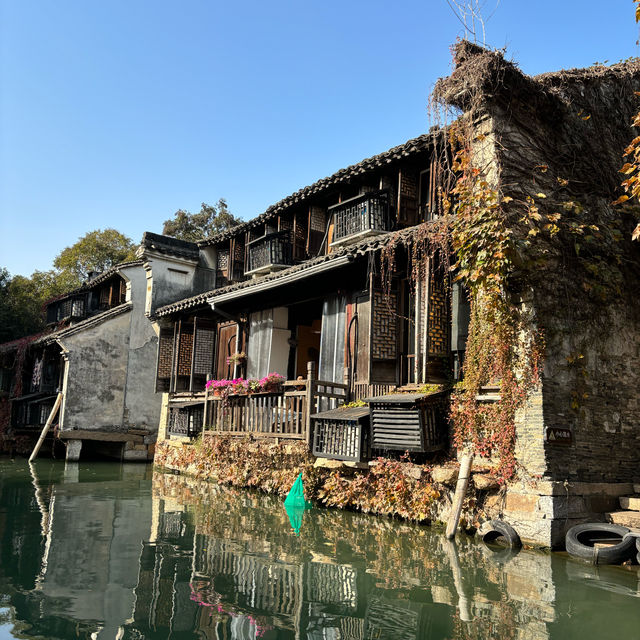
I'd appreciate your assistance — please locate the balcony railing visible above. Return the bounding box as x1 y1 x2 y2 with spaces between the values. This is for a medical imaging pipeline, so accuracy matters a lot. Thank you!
168 403 204 438
330 190 391 246
203 364 347 444
245 231 293 276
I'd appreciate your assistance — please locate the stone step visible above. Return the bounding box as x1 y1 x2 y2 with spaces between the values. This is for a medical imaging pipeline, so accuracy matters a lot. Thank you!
606 510 640 529
619 495 640 511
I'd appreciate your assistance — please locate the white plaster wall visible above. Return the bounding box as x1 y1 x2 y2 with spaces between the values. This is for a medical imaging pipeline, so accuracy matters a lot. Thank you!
143 256 198 316
58 312 132 431
120 265 162 432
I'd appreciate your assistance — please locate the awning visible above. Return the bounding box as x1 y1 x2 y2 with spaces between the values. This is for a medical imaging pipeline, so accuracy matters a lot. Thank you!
207 255 353 305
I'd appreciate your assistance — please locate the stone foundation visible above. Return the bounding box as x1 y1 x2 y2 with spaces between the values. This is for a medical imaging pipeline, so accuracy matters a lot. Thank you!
486 480 634 548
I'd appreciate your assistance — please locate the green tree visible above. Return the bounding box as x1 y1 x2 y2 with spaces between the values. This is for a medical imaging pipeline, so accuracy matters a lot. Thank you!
53 228 137 282
0 228 136 343
0 269 79 342
162 199 242 242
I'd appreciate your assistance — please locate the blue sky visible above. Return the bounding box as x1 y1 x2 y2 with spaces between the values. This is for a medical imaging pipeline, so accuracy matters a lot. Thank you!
1 1 638 276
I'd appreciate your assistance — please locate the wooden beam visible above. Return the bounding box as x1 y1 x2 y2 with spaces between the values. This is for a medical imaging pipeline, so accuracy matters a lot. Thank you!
57 429 144 443
28 392 63 462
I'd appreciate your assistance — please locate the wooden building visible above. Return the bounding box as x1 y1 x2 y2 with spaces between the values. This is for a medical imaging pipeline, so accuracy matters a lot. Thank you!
153 133 467 457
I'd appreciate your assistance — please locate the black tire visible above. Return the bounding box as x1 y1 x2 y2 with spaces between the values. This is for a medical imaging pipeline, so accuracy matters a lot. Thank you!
481 520 522 549
565 523 635 565
637 537 640 554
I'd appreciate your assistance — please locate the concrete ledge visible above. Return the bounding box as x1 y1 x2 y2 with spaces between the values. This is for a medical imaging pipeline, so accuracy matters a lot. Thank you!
58 430 144 443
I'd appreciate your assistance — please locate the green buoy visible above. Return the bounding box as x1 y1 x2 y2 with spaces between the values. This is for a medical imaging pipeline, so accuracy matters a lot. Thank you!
284 472 312 535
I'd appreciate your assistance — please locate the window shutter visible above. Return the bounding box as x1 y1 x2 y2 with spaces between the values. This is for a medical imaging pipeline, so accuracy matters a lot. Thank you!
176 323 194 377
155 327 174 392
370 290 398 384
190 318 216 391
397 170 418 226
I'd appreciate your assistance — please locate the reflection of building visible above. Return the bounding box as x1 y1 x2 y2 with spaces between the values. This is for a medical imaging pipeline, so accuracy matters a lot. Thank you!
0 463 153 639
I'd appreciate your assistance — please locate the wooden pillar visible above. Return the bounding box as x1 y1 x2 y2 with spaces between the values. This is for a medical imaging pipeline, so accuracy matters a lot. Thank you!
305 361 316 450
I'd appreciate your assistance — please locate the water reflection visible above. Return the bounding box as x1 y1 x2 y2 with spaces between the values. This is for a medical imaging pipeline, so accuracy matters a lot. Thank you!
1 461 639 640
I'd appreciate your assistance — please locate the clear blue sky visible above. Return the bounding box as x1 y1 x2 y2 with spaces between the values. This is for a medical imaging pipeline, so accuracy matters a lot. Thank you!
1 0 638 276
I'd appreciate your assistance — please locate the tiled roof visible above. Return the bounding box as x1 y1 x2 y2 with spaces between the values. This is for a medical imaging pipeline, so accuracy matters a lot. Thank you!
47 260 145 305
53 303 133 340
138 232 200 261
197 132 438 247
156 226 425 317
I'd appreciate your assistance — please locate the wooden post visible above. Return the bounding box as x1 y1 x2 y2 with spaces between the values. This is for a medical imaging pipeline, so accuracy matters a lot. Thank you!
204 373 210 432
446 451 473 539
29 393 63 463
305 361 316 449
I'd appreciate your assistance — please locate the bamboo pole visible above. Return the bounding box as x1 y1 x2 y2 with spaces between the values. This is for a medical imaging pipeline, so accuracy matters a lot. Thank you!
445 450 473 539
29 393 63 463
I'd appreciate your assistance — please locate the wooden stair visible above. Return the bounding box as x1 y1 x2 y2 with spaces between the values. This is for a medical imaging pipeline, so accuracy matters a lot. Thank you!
606 488 640 531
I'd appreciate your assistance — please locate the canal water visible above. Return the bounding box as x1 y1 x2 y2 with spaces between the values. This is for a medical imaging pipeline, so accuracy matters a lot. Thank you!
1 460 639 640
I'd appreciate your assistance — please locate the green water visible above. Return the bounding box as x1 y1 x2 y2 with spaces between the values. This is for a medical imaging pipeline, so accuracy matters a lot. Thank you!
1 460 639 640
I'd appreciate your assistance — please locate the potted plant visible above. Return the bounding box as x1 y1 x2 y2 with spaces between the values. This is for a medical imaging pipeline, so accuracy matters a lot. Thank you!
226 351 246 367
259 372 285 393
231 377 247 395
245 378 262 394
206 379 231 397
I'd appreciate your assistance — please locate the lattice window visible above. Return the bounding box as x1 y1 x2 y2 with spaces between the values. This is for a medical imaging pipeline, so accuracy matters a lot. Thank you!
398 170 418 226
372 291 397 360
428 275 449 355
176 326 193 376
59 298 72 319
193 327 215 375
217 249 229 271
156 327 174 392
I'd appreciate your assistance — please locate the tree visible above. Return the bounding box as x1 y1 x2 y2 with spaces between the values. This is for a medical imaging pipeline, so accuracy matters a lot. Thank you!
162 199 242 242
0 228 136 343
0 268 79 342
53 228 137 282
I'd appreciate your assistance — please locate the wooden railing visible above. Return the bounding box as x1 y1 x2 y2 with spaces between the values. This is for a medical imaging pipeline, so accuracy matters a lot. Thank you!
168 403 204 438
204 362 347 445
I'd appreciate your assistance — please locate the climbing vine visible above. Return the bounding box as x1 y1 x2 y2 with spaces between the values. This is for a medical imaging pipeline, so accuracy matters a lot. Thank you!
446 125 545 483
617 0 640 242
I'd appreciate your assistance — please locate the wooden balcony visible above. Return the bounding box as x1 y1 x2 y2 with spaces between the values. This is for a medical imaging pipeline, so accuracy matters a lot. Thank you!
245 231 293 277
203 365 347 444
330 190 391 247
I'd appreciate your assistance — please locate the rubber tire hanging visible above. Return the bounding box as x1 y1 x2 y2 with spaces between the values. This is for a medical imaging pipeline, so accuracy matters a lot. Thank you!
565 523 636 565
